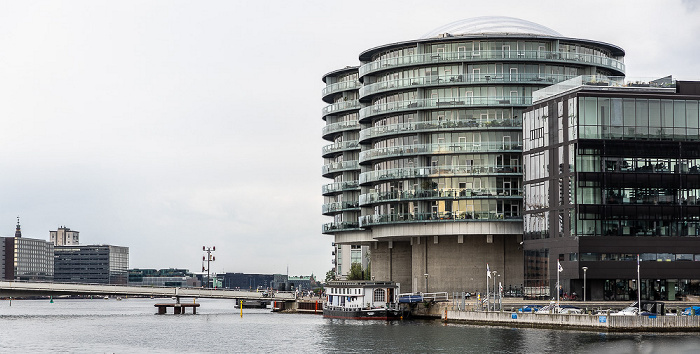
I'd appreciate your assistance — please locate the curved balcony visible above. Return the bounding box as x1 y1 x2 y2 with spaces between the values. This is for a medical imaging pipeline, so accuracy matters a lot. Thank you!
359 142 522 163
322 160 359 177
359 118 521 142
322 221 362 234
359 73 575 100
322 180 360 195
322 100 361 117
359 96 532 121
322 120 360 140
359 164 521 185
359 211 522 227
322 140 360 158
322 201 360 215
358 187 522 206
358 50 624 77
322 80 361 101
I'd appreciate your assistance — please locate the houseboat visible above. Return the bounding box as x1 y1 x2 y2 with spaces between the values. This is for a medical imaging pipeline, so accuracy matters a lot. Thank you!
324 280 404 320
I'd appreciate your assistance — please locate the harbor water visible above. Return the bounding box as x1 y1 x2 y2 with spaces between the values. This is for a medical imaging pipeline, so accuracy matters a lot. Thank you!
1 298 699 353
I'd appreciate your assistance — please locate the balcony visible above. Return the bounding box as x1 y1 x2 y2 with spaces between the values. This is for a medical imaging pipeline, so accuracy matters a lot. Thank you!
322 221 362 234
322 180 360 195
359 96 532 121
359 50 624 77
322 80 361 100
359 73 574 99
358 187 522 206
322 140 360 158
322 120 360 140
359 164 521 184
359 118 522 142
322 99 361 117
358 211 522 227
359 141 523 163
322 160 359 177
322 201 360 215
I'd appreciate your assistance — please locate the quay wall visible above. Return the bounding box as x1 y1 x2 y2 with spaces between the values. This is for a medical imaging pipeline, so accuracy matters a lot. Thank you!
444 310 700 332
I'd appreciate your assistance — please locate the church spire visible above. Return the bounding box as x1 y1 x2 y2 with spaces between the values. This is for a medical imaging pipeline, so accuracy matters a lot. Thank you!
15 216 22 238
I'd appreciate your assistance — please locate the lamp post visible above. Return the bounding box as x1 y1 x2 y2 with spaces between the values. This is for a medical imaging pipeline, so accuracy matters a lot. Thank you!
582 267 588 302
202 246 216 288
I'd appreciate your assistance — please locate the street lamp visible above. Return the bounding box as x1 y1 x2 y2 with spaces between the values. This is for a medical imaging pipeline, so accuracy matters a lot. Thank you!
202 246 216 288
582 267 588 302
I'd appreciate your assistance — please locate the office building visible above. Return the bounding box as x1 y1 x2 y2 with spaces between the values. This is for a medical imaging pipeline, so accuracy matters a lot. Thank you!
54 245 129 284
129 268 200 287
321 16 625 293
523 76 700 300
50 226 79 246
2 219 54 281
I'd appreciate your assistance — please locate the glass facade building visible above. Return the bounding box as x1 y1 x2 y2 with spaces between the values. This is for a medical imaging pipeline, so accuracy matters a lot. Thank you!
523 76 700 300
54 245 129 284
322 17 625 293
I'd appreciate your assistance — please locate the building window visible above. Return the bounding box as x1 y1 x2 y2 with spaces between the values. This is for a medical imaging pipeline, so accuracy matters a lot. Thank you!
373 288 385 302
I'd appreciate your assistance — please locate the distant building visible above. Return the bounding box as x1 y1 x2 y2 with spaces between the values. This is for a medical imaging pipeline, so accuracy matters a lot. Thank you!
2 218 54 281
54 245 129 284
218 273 274 290
128 268 200 287
332 244 369 280
50 226 79 246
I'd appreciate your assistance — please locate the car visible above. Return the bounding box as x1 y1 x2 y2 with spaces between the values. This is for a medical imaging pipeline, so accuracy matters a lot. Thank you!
518 305 542 313
681 306 700 316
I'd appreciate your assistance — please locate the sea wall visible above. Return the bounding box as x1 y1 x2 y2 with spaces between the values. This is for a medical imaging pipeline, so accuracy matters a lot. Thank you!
444 310 700 332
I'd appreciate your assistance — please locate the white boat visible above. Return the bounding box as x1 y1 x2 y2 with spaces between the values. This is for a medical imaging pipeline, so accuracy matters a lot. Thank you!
324 280 404 320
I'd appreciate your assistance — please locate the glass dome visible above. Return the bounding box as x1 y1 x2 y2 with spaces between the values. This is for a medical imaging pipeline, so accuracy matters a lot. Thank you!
421 16 563 39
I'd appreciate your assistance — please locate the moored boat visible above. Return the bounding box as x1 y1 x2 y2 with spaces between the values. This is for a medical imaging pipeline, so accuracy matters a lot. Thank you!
324 280 404 320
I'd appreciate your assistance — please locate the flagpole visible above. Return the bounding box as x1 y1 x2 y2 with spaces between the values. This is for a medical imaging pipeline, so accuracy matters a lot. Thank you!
637 254 641 315
486 263 489 311
556 260 560 307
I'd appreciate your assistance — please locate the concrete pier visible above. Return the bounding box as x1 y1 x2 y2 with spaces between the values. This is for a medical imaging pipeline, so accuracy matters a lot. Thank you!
444 310 700 332
154 303 200 315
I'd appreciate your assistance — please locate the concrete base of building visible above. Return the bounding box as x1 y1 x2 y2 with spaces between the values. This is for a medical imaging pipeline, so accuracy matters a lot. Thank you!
370 234 523 294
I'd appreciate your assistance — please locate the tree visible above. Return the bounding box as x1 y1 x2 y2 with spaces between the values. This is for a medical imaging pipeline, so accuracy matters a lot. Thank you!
347 262 364 280
325 269 336 283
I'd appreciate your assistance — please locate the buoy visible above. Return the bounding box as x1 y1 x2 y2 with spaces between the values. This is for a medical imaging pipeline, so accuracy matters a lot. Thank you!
50 296 54 304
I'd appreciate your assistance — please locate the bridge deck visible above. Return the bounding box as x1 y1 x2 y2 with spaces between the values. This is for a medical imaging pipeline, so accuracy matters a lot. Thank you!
0 281 296 300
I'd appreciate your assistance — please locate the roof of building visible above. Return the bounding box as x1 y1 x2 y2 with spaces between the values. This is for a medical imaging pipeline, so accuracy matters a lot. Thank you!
420 16 563 39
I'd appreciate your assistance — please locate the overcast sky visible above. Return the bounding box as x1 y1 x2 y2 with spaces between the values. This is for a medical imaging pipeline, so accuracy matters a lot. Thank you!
0 0 698 277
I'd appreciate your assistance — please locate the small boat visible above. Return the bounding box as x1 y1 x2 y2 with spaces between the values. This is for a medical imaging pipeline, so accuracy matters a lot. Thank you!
323 280 404 320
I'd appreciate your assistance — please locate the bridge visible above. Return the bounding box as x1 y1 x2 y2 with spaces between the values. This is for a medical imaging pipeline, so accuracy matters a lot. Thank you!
0 281 296 301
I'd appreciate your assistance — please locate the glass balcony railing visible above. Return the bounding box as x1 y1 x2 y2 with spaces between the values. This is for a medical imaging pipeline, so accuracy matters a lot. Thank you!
322 180 360 195
322 100 361 116
322 120 360 138
359 211 522 227
322 221 362 233
322 201 360 214
359 73 576 98
359 50 624 77
322 140 360 157
322 80 361 98
359 118 522 142
359 164 521 184
359 142 522 162
359 96 532 120
359 187 522 205
322 160 359 176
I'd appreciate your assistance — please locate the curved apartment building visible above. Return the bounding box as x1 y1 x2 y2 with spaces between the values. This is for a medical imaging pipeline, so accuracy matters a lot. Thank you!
322 17 625 293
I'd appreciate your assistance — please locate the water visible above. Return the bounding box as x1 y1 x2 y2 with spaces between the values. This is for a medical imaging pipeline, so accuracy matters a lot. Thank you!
1 298 699 353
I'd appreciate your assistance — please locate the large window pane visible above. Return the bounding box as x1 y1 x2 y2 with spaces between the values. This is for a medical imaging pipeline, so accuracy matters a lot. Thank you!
674 100 686 137
636 99 649 138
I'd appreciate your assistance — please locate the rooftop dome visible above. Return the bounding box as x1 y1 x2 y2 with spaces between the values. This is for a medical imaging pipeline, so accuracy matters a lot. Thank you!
420 16 563 39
